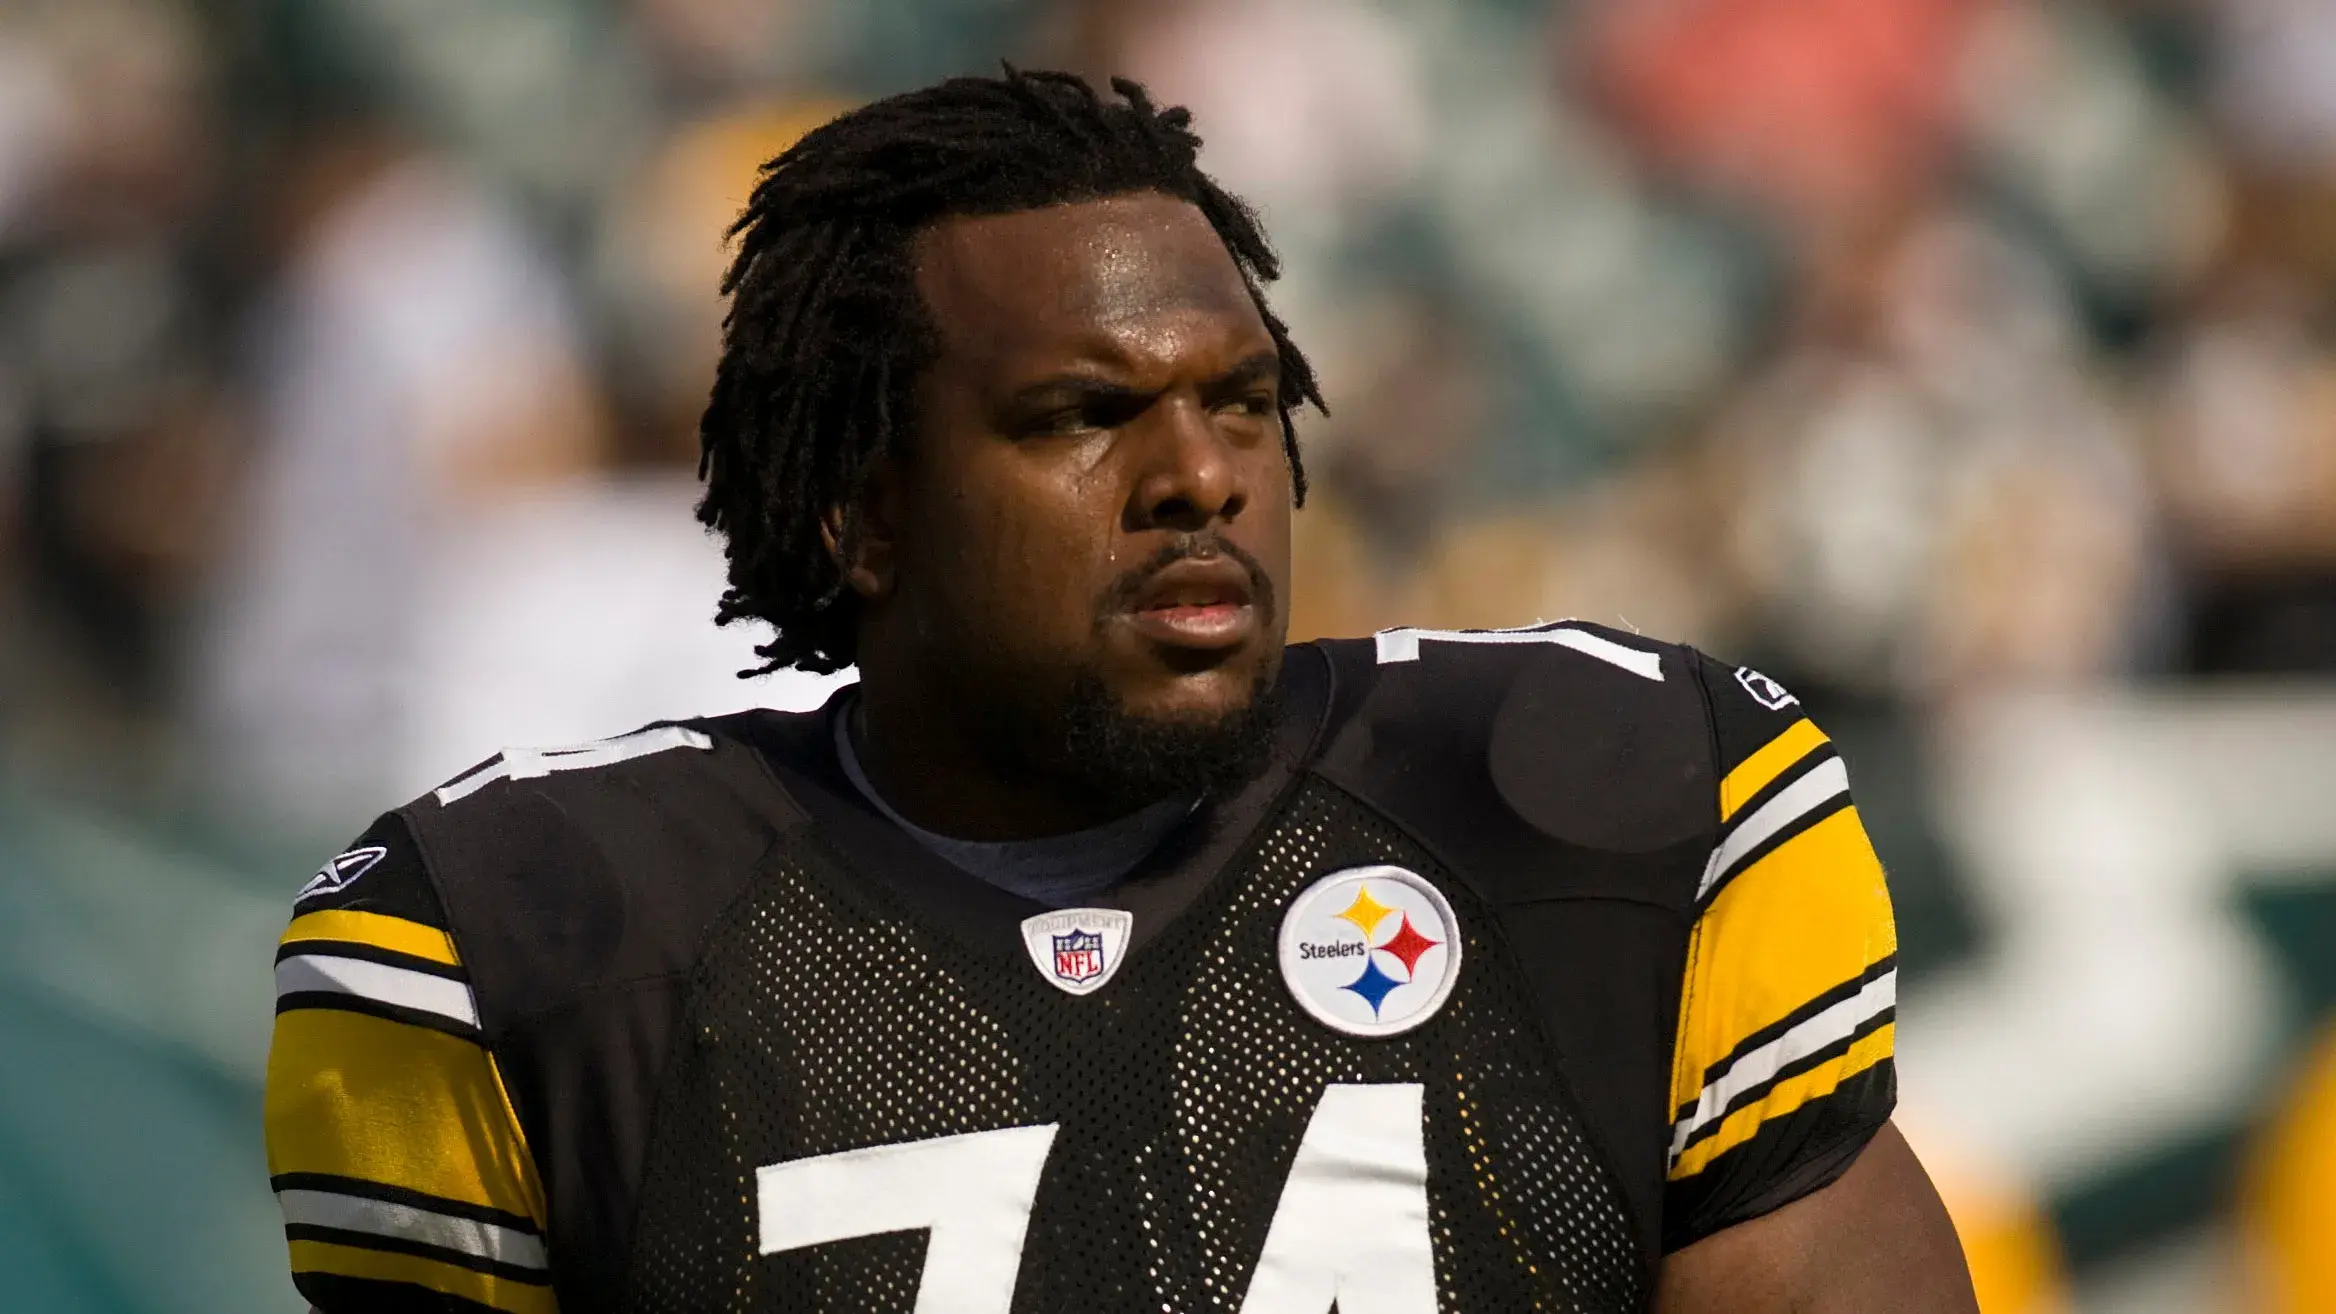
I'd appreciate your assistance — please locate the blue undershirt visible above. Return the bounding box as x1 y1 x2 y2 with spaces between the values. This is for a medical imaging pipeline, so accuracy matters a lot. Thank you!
834 701 1194 908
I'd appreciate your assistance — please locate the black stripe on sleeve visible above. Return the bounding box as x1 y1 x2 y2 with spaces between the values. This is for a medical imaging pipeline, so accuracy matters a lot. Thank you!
292 1270 511 1314
271 1172 542 1235
1673 955 1900 1121
273 991 484 1045
1673 1005 1898 1159
1697 790 1855 911
283 1225 552 1285
1719 744 1841 843
1662 1061 1896 1253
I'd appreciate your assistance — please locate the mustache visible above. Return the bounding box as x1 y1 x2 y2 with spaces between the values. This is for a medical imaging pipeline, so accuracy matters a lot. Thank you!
1098 534 1276 620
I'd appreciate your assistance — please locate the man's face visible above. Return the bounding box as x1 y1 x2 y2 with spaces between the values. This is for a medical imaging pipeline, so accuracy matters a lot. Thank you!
875 191 1293 793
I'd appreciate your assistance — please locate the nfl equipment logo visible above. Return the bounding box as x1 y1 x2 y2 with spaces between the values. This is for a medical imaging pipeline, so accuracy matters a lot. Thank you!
1019 908 1134 996
1052 930 1106 984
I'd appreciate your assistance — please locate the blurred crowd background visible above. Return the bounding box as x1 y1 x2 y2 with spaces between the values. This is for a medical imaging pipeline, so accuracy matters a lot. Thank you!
3 0 2335 1309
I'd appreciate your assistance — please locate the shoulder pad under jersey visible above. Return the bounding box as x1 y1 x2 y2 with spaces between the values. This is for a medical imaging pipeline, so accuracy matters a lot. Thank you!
394 713 812 1030
1310 622 1718 910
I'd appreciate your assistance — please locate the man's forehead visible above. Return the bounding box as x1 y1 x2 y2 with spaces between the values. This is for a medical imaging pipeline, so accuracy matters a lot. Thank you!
914 193 1264 363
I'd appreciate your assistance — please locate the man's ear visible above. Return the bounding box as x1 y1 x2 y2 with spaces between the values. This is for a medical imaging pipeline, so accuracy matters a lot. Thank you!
820 460 902 601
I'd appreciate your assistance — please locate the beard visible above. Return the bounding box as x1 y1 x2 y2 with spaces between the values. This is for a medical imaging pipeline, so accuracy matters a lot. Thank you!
1049 665 1283 812
930 532 1285 818
943 648 1284 819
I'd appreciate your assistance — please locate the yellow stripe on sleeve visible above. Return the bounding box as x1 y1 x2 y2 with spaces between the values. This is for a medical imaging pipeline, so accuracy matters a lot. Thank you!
1669 806 1897 1117
1668 1023 1895 1180
1719 719 1830 822
266 1009 547 1225
288 1238 557 1314
283 910 460 967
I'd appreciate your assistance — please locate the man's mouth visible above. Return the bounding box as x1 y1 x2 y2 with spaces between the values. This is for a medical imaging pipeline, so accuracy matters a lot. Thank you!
1122 556 1259 651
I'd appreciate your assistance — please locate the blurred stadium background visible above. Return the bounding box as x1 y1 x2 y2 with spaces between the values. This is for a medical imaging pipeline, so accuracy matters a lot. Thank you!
3 0 2335 1309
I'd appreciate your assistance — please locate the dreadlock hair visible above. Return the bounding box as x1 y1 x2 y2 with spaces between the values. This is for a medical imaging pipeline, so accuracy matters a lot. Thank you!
697 67 1325 676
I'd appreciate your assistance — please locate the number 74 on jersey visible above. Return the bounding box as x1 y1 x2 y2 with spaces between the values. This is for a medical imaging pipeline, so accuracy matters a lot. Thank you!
759 1083 1436 1313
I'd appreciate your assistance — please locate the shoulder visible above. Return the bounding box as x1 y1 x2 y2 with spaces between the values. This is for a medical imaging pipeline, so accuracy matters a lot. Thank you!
1311 619 1702 726
1307 623 1723 878
286 810 447 928
1313 621 1827 780
386 709 826 1026
401 713 808 888
267 811 561 1308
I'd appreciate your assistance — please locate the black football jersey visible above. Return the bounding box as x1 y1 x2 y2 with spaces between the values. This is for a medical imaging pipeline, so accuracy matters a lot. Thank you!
264 624 1899 1313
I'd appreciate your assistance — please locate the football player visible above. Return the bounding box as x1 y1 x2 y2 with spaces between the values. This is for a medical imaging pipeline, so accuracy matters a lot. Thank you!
264 70 1977 1312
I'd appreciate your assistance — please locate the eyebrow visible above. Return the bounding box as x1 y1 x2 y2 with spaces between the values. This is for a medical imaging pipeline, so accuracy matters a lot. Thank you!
1004 351 1284 411
1200 352 1285 402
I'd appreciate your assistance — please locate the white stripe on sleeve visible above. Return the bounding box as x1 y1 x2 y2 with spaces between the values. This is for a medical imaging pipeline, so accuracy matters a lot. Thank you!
1667 968 1897 1164
275 953 479 1029
276 1188 547 1269
1696 757 1849 901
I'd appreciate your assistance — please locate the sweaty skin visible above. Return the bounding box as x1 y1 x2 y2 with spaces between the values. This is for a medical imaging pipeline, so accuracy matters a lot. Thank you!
830 189 1976 1309
837 193 1291 841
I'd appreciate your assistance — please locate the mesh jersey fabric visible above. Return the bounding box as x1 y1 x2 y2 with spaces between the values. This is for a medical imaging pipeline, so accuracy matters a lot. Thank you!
623 776 1646 1312
263 625 1903 1313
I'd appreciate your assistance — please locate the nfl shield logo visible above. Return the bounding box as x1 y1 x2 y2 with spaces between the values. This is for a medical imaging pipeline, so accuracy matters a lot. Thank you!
1019 908 1133 996
1052 929 1106 984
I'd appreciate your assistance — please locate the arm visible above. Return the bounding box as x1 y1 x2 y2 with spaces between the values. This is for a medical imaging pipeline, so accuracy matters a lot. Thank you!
1656 1121 1978 1313
265 815 558 1313
1657 657 1969 1303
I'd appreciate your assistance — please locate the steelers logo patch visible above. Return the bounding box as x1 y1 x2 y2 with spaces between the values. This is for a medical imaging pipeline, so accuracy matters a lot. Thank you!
1278 865 1462 1038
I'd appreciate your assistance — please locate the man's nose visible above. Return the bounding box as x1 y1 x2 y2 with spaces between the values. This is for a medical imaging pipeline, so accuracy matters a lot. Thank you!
1127 396 1247 534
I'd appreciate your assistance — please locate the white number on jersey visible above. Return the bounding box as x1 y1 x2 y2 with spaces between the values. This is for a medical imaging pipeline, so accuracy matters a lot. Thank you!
753 1083 1436 1313
1238 1082 1437 1313
758 1123 1059 1314
1373 623 1664 682
433 724 712 806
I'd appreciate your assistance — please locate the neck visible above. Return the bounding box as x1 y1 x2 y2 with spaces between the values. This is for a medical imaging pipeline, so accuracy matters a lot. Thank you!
851 672 1146 843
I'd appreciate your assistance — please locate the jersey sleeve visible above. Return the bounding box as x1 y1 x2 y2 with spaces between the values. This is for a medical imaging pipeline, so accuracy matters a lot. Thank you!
264 813 559 1313
1662 656 1900 1252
